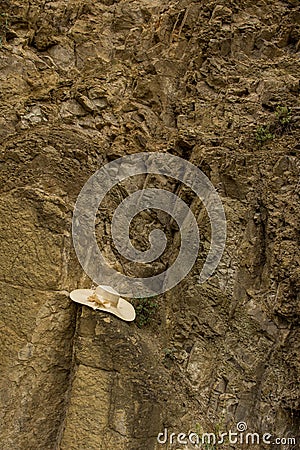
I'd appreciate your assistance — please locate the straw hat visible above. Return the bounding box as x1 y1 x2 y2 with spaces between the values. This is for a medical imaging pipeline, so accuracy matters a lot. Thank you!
70 285 136 322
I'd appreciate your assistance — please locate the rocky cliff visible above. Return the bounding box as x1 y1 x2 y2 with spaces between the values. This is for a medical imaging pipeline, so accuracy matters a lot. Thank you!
0 0 299 449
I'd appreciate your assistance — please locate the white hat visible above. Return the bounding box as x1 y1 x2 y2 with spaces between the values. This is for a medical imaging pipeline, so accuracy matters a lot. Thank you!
70 285 136 322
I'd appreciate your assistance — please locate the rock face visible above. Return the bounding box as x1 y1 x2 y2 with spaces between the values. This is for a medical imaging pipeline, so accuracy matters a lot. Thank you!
0 0 299 449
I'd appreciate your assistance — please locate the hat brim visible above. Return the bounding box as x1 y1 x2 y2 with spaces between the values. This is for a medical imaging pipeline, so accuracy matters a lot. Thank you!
70 289 136 322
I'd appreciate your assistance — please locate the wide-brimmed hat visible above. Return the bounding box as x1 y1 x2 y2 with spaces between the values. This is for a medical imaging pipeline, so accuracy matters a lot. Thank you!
70 285 136 322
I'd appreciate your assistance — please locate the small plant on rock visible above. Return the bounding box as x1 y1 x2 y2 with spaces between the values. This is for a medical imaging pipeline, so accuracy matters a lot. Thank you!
275 105 292 134
0 13 9 47
255 125 275 144
134 297 158 328
275 105 291 126
255 104 293 145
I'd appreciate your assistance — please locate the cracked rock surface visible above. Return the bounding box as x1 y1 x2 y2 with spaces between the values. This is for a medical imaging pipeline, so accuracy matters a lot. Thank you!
0 0 299 449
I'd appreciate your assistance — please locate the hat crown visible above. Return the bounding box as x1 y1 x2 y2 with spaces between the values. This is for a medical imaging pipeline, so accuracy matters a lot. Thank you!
95 285 120 305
